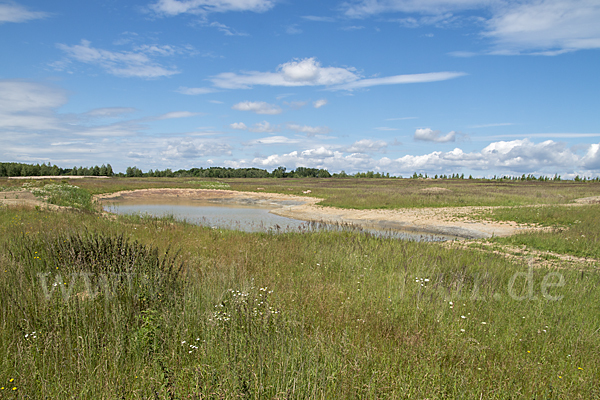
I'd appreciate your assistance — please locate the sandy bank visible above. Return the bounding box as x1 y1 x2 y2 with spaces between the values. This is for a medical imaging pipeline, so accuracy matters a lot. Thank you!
96 188 534 239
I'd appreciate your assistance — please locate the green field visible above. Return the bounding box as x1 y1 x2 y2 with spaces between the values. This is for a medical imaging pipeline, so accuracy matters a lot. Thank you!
1 178 599 398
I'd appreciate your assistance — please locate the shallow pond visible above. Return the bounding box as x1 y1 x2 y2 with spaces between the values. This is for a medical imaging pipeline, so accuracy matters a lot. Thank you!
104 201 307 233
103 200 455 242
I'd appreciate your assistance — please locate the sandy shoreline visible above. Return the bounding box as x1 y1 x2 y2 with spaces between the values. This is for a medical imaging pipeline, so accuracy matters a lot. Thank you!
96 188 534 239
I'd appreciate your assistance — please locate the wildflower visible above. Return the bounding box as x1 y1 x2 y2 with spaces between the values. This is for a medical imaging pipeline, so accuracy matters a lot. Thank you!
578 367 583 370
527 351 531 353
461 315 466 319
460 329 465 332
481 322 487 324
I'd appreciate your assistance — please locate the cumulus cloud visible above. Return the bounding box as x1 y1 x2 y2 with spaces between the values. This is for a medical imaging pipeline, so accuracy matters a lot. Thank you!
56 40 182 78
394 139 581 173
313 99 328 108
232 101 282 114
230 122 248 130
210 57 465 90
148 0 275 16
414 128 456 142
0 2 49 23
581 143 600 170
286 124 331 136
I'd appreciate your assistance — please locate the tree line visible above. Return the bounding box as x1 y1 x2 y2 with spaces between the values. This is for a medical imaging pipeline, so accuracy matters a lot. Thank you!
0 162 113 177
2 162 599 182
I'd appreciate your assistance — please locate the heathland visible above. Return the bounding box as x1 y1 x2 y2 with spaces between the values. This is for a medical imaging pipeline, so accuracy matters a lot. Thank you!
1 176 599 398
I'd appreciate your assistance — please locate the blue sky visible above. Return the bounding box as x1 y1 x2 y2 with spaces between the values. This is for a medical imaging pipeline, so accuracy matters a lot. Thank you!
1 0 599 177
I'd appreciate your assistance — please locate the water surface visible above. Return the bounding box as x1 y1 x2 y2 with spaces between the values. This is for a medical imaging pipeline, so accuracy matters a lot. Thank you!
104 199 456 241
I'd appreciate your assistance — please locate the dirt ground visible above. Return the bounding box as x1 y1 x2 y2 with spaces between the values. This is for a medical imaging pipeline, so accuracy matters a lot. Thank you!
0 190 63 210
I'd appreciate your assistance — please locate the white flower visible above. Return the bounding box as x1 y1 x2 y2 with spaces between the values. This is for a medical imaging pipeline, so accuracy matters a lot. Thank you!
481 322 487 325
460 329 465 332
461 315 466 319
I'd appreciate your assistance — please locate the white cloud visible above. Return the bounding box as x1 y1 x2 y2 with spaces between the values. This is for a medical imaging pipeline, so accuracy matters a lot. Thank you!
286 124 331 136
249 121 278 133
56 40 181 78
0 80 67 131
414 128 456 142
161 139 232 159
157 111 202 119
343 0 600 54
581 143 600 170
342 0 490 18
211 57 466 90
176 86 218 95
485 0 600 54
207 21 248 36
345 139 388 153
149 0 275 16
212 58 359 89
0 2 49 23
247 136 301 145
394 139 581 173
313 99 328 108
230 122 248 130
333 71 467 90
231 121 279 132
232 101 282 114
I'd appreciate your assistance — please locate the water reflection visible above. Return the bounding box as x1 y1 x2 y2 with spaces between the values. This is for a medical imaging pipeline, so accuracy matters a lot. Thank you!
104 201 455 242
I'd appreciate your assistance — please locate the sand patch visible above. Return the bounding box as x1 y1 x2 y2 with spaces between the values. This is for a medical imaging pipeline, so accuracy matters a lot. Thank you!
0 191 63 210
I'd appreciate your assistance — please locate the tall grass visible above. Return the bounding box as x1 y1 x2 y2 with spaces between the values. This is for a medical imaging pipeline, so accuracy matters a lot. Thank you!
1 205 599 398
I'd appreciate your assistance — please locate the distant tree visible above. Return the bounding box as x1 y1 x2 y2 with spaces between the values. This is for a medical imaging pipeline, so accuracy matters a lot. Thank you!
317 169 331 178
272 166 286 178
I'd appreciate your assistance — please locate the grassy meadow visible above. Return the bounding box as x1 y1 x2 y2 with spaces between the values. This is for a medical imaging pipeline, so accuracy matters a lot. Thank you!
5 176 600 209
1 177 599 398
